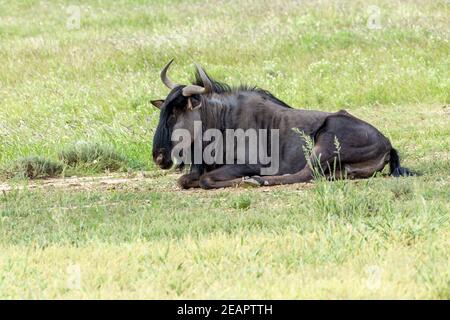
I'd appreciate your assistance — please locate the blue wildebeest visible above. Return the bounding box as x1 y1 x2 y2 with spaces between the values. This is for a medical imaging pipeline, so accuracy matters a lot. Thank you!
151 60 413 189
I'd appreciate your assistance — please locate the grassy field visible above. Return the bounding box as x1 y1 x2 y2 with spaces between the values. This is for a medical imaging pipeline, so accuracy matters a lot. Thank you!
0 0 449 299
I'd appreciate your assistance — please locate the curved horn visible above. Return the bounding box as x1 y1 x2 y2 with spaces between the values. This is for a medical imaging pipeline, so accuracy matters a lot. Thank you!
182 85 206 97
194 63 213 94
160 59 178 89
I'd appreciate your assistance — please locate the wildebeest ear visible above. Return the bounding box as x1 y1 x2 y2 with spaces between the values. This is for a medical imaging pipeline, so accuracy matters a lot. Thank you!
151 99 165 109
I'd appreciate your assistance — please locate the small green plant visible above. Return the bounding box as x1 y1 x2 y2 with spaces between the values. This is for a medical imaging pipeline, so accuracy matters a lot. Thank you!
292 128 323 179
2 156 63 179
59 141 128 173
292 128 344 180
331 135 344 180
232 195 252 210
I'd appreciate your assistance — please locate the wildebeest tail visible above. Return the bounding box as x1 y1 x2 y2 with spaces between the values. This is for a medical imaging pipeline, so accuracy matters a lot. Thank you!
389 148 414 177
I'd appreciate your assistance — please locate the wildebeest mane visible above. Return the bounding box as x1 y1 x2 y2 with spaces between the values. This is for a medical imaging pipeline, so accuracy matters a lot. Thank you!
193 69 292 109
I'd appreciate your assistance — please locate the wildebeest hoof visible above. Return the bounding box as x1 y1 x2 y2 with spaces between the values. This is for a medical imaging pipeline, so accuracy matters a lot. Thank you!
178 175 196 189
242 178 261 187
241 176 267 187
177 179 190 189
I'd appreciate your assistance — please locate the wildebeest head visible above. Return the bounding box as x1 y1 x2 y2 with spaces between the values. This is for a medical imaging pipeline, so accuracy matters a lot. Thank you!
151 60 212 169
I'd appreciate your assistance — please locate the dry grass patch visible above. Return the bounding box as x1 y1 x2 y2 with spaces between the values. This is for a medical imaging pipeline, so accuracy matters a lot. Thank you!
1 156 63 180
59 141 128 173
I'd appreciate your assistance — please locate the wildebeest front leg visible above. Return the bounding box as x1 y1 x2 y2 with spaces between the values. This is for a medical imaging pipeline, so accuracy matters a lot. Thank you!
199 165 259 189
244 165 314 186
243 145 335 186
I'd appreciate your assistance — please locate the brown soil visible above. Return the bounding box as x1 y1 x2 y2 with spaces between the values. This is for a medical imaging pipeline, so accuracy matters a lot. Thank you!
0 172 315 194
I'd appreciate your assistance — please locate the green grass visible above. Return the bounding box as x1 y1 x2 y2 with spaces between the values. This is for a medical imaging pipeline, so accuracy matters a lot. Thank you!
0 0 449 299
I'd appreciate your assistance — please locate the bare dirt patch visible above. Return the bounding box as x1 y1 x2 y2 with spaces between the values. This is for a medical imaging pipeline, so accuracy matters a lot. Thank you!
0 172 315 194
0 172 173 193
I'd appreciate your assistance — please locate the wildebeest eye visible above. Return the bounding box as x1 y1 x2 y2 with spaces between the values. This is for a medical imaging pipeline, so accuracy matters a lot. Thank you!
190 96 200 106
167 114 176 126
